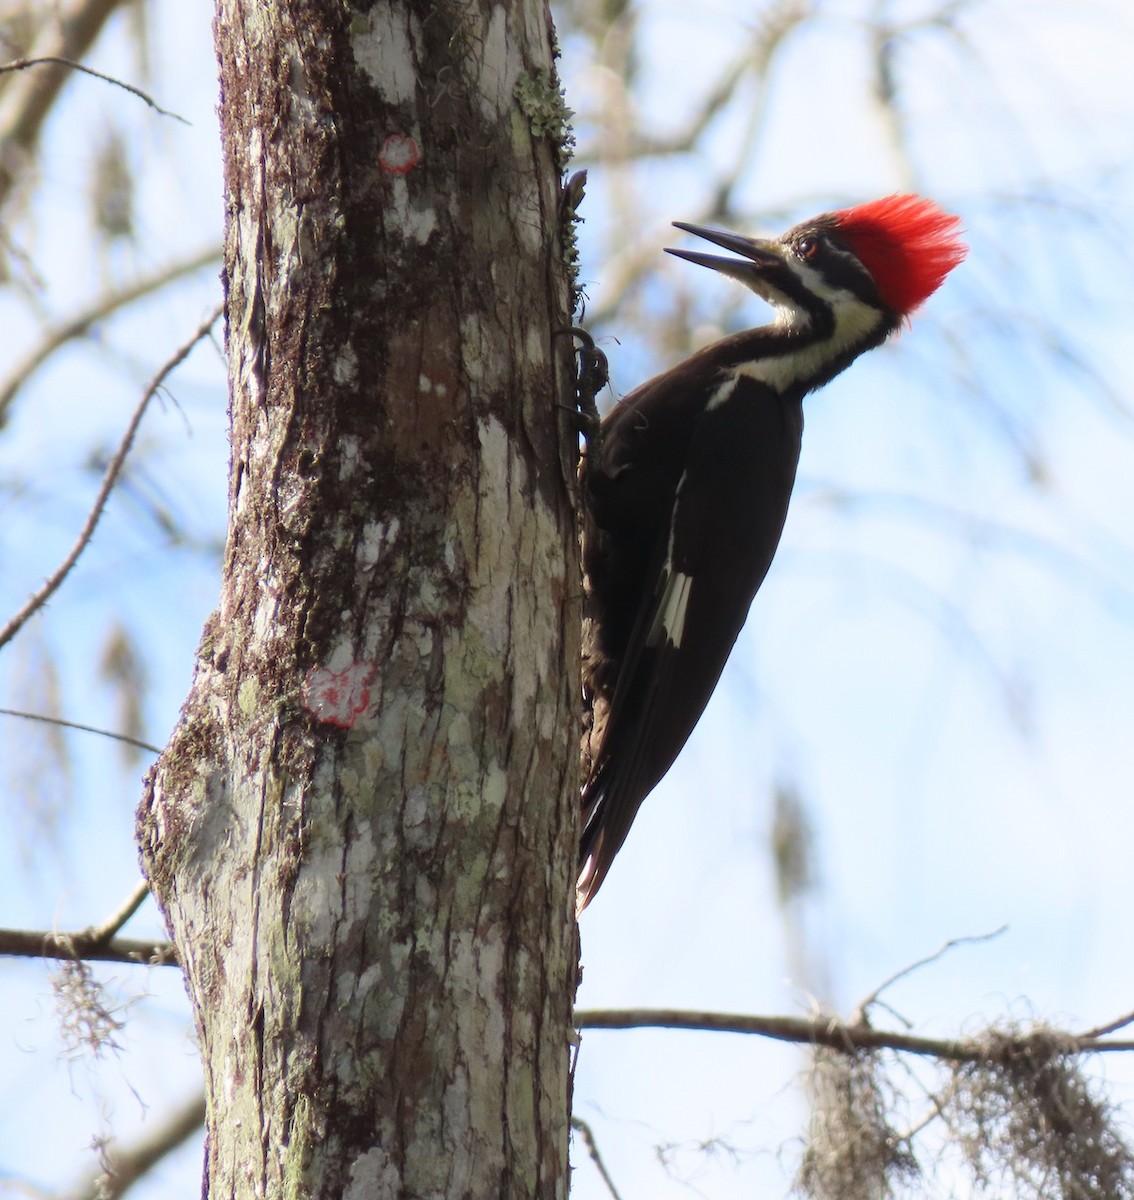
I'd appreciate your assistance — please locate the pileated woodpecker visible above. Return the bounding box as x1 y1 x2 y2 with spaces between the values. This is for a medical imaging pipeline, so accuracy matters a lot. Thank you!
578 194 966 909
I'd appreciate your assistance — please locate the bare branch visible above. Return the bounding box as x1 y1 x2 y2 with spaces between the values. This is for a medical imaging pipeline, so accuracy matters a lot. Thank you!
85 879 152 944
0 875 161 971
852 926 1008 1024
1077 1009 1134 1041
0 56 189 124
63 1091 205 1200
0 244 222 424
574 1009 1134 1060
0 304 224 653
0 707 162 756
571 1117 625 1200
0 926 177 967
0 0 128 211
578 0 809 162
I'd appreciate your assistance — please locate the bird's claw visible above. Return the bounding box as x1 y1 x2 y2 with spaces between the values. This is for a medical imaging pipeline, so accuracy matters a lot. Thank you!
560 326 608 450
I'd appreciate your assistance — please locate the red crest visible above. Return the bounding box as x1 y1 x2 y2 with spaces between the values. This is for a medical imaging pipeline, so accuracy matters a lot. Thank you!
832 194 966 316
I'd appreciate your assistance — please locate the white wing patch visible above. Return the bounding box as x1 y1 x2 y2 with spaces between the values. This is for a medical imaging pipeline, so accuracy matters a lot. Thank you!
645 469 695 650
647 569 694 649
705 374 739 412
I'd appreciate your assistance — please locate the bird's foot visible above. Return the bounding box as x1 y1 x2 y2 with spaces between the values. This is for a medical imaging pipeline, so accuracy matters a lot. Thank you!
560 325 608 450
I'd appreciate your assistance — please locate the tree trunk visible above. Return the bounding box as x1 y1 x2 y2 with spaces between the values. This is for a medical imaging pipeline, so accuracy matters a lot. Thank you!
137 2 580 1196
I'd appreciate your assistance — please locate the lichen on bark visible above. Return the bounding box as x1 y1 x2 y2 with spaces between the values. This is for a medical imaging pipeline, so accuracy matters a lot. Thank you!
137 1 581 1196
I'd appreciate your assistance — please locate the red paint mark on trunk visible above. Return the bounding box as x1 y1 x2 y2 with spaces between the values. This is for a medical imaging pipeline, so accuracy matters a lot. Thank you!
380 134 420 175
304 661 376 728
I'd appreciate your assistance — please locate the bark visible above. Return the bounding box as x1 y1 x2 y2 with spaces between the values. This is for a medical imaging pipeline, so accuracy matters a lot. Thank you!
137 2 580 1197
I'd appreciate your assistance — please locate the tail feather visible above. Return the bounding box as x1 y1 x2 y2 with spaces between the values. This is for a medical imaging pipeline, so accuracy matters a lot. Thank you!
576 645 675 910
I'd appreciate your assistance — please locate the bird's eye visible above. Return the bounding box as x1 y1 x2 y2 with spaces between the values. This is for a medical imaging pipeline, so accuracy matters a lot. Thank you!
796 236 821 261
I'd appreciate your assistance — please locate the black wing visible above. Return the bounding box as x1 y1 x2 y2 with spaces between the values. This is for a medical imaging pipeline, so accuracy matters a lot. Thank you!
579 372 803 907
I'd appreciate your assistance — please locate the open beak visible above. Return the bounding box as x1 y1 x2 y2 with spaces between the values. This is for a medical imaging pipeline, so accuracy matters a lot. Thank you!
665 222 785 288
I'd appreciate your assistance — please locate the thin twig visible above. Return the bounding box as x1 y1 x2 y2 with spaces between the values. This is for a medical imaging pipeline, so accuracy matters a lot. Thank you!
571 1117 624 1200
1077 1008 1134 1041
852 925 1008 1024
0 56 189 124
85 880 152 945
0 707 162 755
0 0 126 214
574 1009 1134 1060
0 244 222 423
0 926 177 967
895 1073 962 1143
0 304 224 653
